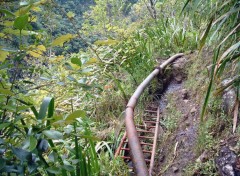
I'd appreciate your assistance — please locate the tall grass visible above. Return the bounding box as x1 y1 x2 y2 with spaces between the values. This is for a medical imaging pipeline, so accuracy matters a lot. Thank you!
183 0 240 121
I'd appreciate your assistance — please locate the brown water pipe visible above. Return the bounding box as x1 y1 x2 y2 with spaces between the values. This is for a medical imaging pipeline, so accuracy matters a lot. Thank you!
125 53 184 176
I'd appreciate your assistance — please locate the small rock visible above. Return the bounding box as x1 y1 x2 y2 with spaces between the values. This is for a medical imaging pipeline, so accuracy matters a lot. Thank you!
181 89 188 99
159 155 165 162
222 88 236 115
184 100 189 103
175 75 183 83
222 164 235 176
196 150 208 163
172 166 179 173
215 146 238 176
183 114 188 120
190 107 197 115
221 78 237 115
158 126 164 135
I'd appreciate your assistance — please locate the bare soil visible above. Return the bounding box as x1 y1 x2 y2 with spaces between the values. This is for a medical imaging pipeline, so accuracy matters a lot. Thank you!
154 55 200 176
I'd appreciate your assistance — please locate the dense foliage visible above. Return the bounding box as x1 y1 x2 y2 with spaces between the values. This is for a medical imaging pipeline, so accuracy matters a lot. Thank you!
0 0 239 175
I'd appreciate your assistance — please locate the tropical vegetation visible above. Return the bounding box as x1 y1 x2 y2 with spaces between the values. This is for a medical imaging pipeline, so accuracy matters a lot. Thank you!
0 0 239 175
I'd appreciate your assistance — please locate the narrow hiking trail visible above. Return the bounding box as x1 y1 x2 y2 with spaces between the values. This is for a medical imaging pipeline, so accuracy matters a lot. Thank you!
116 51 240 176
115 53 204 175
155 55 200 175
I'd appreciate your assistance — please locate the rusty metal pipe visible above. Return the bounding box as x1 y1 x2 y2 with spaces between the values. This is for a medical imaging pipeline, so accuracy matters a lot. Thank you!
125 53 183 176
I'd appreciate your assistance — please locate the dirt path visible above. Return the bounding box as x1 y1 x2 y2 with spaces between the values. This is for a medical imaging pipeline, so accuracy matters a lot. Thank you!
154 56 200 175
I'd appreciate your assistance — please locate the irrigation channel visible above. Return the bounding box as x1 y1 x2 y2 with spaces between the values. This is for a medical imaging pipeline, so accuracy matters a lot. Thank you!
115 53 184 176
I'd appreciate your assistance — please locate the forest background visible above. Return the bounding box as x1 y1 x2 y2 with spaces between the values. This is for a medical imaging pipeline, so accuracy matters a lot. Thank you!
0 0 239 175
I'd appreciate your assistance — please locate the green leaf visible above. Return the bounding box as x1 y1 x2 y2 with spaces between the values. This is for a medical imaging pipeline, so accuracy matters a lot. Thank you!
17 105 29 112
0 123 11 130
199 17 213 51
52 34 76 47
67 75 76 81
218 41 240 64
65 110 86 124
43 130 63 140
63 62 73 70
2 105 16 112
16 3 33 16
0 158 6 170
29 136 37 151
0 50 9 62
62 165 74 172
71 57 82 67
85 58 99 65
49 114 63 123
38 97 54 120
181 0 192 14
67 11 75 19
200 47 220 122
47 167 61 174
81 68 93 75
37 139 48 152
0 88 14 96
11 147 32 162
0 9 15 17
47 98 54 118
17 99 38 118
216 58 228 78
14 14 29 31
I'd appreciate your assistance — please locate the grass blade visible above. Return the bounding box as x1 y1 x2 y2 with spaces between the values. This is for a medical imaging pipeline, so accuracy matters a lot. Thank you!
217 41 240 66
181 0 192 15
217 23 240 47
200 47 220 122
199 17 214 51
